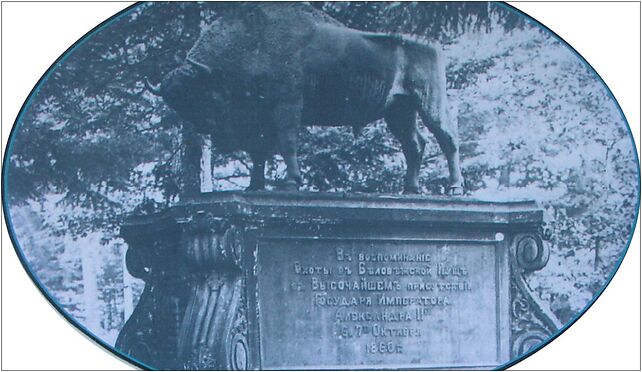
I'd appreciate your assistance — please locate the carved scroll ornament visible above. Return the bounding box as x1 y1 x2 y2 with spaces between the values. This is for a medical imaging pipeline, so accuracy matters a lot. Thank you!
116 214 249 370
509 233 563 359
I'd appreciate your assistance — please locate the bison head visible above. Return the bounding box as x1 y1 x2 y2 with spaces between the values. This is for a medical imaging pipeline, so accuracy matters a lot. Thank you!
146 62 216 128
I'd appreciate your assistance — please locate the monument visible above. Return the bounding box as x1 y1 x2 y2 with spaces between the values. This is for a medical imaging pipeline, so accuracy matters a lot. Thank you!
118 5 561 368
115 191 561 369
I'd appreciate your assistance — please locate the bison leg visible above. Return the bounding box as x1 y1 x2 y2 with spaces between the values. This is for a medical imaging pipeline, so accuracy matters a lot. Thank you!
274 101 303 191
246 152 267 191
416 107 464 195
385 97 426 194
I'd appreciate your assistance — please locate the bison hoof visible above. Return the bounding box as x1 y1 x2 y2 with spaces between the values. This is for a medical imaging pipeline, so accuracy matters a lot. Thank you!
403 186 420 195
245 184 265 192
279 180 300 192
447 185 464 196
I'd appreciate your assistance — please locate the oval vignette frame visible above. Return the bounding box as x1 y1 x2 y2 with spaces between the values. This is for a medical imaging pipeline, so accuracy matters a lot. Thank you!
1 2 640 370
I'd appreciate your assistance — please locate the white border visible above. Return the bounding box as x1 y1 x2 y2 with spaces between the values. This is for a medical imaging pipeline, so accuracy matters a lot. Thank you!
0 2 640 371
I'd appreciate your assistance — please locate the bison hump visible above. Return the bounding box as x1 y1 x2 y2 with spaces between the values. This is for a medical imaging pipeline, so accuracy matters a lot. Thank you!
186 18 255 73
186 3 343 74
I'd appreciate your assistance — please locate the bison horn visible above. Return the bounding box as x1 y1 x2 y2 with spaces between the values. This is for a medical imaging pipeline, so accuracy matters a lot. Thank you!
186 57 212 75
144 77 162 96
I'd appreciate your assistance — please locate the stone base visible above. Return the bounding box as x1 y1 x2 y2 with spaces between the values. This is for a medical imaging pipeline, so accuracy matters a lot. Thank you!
116 192 561 370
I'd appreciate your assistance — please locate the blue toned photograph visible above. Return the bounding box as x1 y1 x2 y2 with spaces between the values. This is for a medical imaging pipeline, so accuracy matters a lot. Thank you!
2 2 639 370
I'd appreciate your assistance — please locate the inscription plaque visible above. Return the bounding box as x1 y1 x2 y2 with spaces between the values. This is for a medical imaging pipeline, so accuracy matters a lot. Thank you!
257 237 508 369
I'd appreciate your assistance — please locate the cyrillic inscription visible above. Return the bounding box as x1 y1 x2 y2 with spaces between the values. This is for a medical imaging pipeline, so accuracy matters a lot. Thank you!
258 239 499 368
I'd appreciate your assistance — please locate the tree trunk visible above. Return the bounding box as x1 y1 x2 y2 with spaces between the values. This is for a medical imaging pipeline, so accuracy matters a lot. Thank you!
181 126 202 197
200 135 214 192
594 236 601 271
499 161 512 188
80 234 101 332
122 243 134 321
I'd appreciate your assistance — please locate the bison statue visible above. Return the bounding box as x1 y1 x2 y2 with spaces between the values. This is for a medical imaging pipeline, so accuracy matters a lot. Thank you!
147 3 464 194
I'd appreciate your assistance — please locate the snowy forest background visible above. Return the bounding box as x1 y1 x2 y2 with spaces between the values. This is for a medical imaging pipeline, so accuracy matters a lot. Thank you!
5 2 639 345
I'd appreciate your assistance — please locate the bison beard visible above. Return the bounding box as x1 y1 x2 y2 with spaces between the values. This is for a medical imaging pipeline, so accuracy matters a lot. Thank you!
148 3 464 194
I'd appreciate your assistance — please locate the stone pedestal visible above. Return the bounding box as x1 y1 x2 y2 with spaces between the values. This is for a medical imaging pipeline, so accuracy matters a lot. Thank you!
115 192 561 370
